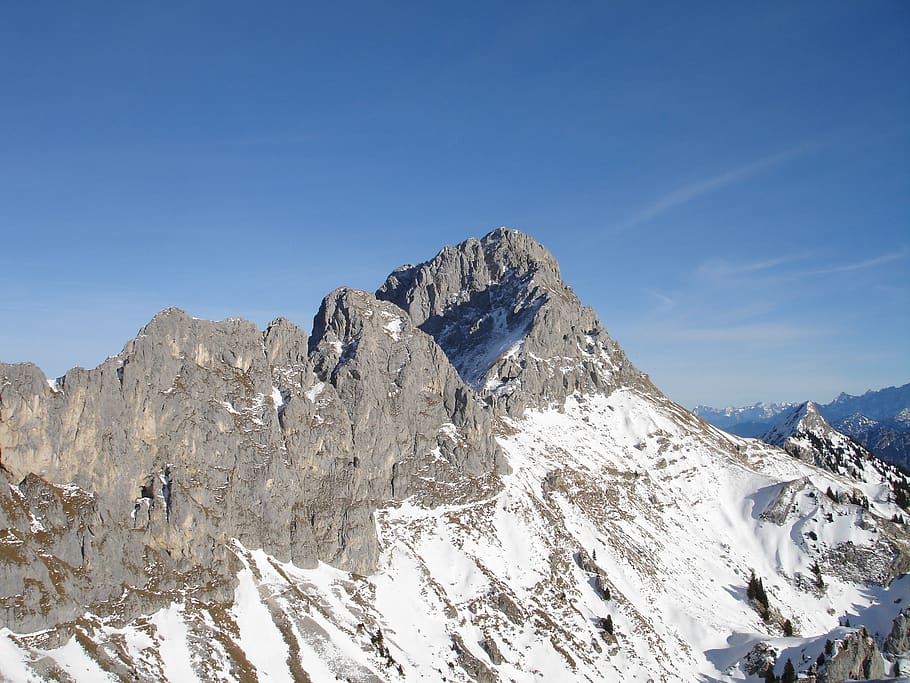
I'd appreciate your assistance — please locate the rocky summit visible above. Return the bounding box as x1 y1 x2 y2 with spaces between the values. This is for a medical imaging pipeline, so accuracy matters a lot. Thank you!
1 228 909 682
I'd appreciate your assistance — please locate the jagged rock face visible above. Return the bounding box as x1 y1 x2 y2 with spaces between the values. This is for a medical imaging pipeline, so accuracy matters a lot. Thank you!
0 295 503 631
4 229 910 682
307 288 504 500
377 227 648 416
263 316 309 367
0 308 287 630
817 627 886 682
884 606 910 656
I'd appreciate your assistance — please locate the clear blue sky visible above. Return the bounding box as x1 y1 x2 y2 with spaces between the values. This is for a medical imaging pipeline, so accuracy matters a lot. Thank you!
1 2 908 407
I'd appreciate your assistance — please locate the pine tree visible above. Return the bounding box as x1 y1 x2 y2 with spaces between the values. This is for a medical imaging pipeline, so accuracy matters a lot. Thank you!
747 571 770 617
756 577 769 612
763 666 777 683
825 638 834 655
811 560 825 589
783 619 793 637
604 614 614 634
781 658 796 683
817 652 825 667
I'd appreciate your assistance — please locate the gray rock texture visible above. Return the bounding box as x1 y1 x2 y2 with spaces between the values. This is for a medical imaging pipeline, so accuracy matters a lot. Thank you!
0 288 504 631
377 227 649 417
817 628 886 682
884 606 910 657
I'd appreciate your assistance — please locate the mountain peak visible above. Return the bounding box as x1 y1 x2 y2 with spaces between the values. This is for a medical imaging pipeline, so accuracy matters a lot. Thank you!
803 400 820 416
376 229 646 414
762 401 828 446
3 229 910 681
760 400 900 486
479 226 562 274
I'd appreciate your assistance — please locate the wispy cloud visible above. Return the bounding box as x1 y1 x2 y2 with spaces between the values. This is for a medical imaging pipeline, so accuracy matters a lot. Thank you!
808 247 909 275
614 147 811 232
645 288 675 312
695 254 808 282
668 322 830 343
694 246 907 288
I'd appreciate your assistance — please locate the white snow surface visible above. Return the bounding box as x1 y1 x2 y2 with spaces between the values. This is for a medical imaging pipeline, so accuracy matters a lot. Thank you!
230 549 294 682
271 385 284 411
381 310 407 341
304 381 326 403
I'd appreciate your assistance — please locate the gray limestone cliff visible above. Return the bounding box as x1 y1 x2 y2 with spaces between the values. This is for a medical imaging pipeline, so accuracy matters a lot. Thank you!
376 227 649 417
0 228 654 635
817 627 886 682
0 288 504 631
884 606 910 657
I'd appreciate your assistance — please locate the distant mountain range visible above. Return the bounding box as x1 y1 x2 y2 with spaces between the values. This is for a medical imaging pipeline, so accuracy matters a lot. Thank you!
695 383 910 469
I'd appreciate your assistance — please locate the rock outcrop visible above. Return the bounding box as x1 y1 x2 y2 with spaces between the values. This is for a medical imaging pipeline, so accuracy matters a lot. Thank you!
3 228 910 683
377 227 649 416
884 606 910 657
0 290 504 631
817 628 886 682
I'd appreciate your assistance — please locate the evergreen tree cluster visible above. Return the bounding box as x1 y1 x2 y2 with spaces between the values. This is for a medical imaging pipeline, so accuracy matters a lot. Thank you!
763 658 798 683
810 559 825 589
893 477 910 510
747 570 770 617
781 658 796 683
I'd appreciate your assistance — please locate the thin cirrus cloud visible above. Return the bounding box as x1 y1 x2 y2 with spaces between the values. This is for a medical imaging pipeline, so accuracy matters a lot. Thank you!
694 254 808 282
807 247 909 275
645 289 675 312
613 146 812 233
695 247 908 286
667 322 830 344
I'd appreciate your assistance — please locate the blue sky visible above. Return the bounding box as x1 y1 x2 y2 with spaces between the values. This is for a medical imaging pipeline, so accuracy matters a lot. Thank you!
1 2 908 407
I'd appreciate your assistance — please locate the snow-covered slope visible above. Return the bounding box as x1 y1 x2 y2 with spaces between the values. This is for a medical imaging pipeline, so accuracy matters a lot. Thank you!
3 388 909 681
762 402 910 518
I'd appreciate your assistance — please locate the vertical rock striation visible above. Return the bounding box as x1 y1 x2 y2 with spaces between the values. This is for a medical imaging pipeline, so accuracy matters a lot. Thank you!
0 290 504 631
377 227 649 416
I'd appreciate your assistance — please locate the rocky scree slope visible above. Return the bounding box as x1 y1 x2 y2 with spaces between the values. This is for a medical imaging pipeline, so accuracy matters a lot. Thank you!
1 228 909 682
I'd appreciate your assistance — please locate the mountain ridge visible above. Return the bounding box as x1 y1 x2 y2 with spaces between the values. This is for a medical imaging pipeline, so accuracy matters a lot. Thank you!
2 228 909 681
695 384 910 470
